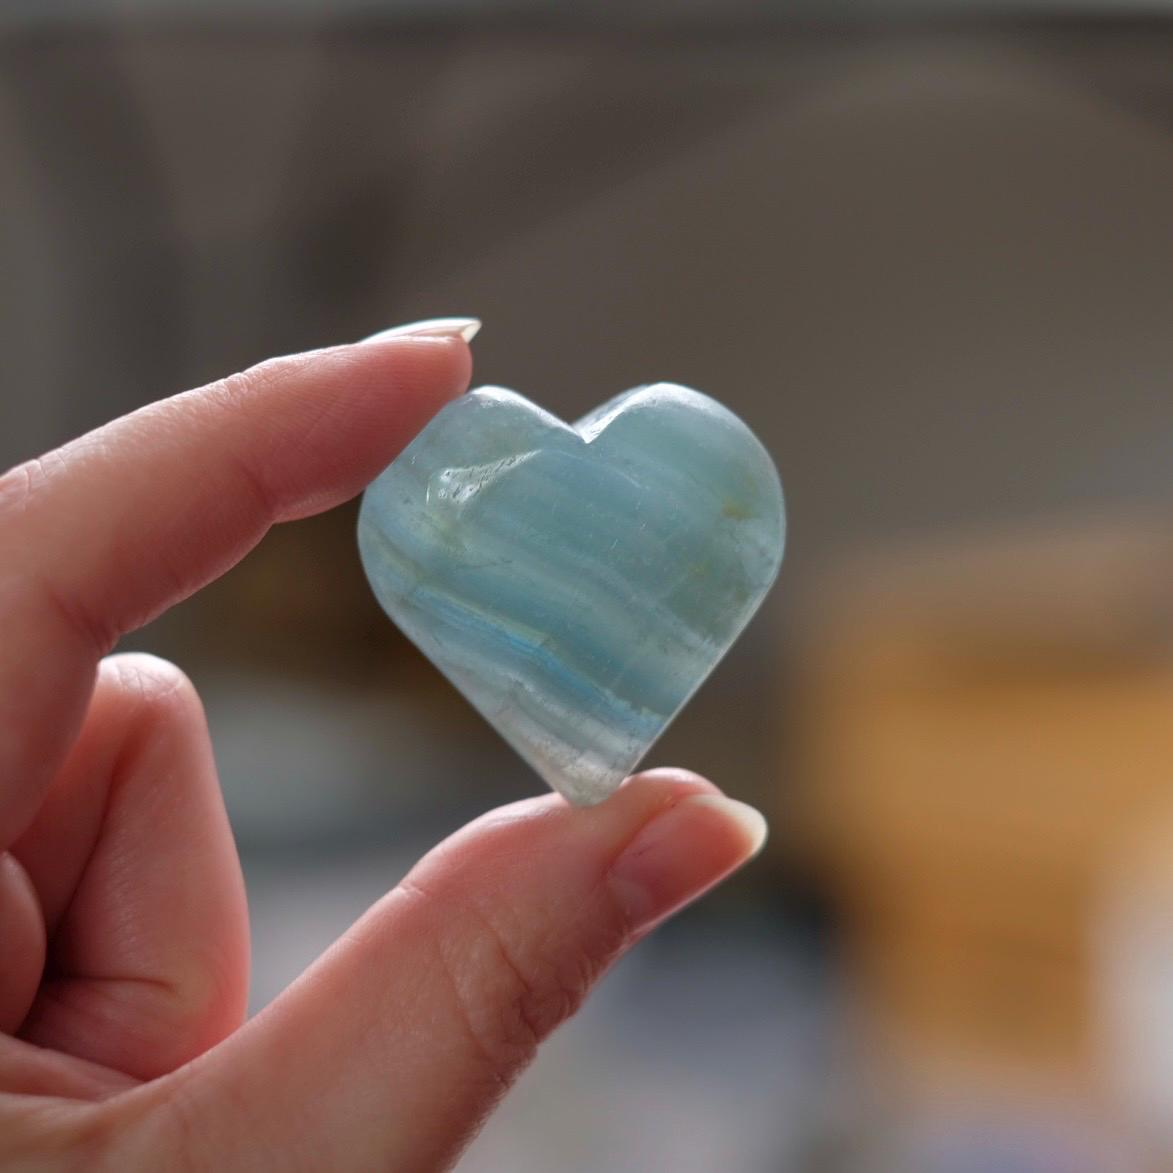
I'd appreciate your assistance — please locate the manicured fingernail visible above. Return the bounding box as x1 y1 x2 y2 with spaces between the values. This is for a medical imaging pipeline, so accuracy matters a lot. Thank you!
359 317 481 344
607 793 768 930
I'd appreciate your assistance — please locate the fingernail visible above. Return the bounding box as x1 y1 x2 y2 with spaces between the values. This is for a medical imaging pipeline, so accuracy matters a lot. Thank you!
359 317 481 344
607 794 768 930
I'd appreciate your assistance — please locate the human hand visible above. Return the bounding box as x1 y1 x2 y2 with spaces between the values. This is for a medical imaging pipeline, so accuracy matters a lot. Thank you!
0 324 768 1171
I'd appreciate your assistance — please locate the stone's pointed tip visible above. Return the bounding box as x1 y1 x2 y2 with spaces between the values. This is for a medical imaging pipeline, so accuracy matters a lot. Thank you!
359 317 482 345
554 779 619 807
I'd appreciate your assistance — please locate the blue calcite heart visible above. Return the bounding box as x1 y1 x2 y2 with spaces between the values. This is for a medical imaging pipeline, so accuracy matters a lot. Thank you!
358 383 785 805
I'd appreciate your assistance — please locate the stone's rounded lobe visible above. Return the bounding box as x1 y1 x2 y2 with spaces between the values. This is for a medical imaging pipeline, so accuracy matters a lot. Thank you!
357 383 786 806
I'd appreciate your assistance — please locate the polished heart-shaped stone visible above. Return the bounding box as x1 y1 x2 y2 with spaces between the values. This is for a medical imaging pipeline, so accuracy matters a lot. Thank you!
357 383 785 805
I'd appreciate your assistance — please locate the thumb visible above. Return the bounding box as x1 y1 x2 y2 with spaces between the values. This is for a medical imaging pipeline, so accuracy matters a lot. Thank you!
120 770 766 1171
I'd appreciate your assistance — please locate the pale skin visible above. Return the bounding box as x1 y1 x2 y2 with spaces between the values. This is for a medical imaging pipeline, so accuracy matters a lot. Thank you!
0 326 768 1171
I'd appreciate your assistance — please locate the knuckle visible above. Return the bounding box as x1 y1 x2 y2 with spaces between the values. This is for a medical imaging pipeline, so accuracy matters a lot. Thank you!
203 366 285 520
476 923 570 1060
65 1088 212 1173
0 460 37 520
504 937 594 1050
0 454 120 656
405 880 607 1092
206 353 291 414
0 448 73 526
71 1106 150 1172
207 362 266 408
0 1100 141 1173
120 1080 222 1173
0 455 49 521
31 570 117 658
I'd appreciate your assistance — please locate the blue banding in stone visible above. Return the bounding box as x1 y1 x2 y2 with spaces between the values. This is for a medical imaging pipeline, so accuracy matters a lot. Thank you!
358 383 785 805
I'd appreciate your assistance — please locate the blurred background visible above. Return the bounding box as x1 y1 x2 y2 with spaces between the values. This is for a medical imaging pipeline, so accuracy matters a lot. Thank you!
5 2 1173 1169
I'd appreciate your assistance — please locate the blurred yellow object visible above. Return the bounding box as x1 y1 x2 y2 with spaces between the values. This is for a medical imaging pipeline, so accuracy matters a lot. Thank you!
798 516 1173 1088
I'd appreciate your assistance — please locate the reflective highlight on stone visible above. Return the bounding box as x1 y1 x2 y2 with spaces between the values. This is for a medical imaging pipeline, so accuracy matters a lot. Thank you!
358 384 786 805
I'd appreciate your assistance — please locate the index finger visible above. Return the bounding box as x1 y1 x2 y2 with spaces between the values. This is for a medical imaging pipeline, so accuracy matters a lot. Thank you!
0 325 473 844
